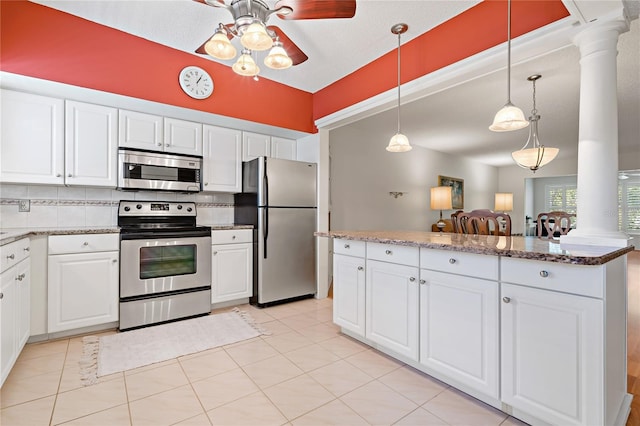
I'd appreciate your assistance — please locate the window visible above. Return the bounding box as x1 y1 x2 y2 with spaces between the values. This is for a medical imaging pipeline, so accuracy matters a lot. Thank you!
619 177 640 235
545 184 577 215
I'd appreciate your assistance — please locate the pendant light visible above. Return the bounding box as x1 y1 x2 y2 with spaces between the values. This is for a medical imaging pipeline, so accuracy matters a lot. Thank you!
386 23 412 153
489 0 529 132
232 49 260 77
204 25 237 60
512 74 559 172
264 39 292 70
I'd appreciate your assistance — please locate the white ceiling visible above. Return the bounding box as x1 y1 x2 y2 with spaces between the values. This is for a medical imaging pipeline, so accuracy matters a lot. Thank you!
31 0 640 168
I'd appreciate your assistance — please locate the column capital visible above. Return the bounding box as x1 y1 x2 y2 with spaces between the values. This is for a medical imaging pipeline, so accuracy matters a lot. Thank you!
572 12 630 52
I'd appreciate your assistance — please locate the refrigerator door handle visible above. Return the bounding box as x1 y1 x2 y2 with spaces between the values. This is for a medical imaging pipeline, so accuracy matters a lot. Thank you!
263 172 269 207
263 207 268 259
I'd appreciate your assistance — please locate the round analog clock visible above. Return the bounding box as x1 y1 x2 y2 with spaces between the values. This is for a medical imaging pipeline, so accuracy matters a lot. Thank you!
178 66 214 99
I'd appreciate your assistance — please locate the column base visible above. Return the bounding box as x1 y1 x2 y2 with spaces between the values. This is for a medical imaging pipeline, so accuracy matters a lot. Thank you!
560 229 632 248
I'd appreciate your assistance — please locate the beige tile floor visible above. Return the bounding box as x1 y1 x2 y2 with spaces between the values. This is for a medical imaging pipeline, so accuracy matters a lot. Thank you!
0 298 526 426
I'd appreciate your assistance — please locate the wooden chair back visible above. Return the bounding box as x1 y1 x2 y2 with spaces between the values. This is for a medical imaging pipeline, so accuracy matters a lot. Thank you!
453 209 512 236
536 211 575 238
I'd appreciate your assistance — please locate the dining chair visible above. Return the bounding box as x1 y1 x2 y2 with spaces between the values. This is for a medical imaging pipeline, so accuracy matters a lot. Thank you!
453 209 512 236
536 211 575 238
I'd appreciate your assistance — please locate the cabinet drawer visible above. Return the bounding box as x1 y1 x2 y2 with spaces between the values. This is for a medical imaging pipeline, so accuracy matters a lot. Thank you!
211 229 252 245
334 239 365 257
420 248 498 281
0 238 30 273
48 234 119 255
367 242 419 267
501 257 603 298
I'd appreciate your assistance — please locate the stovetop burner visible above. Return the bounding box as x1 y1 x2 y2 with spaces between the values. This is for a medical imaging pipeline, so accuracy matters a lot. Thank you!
117 201 210 236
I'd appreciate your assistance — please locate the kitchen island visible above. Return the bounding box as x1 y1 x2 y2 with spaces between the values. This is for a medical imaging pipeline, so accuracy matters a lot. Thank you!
317 230 634 426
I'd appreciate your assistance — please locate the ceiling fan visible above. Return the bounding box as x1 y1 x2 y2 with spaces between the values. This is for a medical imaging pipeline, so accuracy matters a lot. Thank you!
194 0 356 76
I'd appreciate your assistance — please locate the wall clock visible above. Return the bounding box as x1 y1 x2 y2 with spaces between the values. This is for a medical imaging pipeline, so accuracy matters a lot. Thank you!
178 66 213 99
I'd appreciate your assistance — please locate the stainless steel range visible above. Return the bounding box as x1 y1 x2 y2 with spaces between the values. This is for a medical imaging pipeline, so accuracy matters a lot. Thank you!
118 201 211 331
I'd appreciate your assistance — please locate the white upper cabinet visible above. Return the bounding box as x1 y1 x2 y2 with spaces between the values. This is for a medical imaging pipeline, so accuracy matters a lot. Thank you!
164 118 203 156
202 125 242 193
0 90 65 184
242 132 297 162
118 109 163 151
65 101 118 187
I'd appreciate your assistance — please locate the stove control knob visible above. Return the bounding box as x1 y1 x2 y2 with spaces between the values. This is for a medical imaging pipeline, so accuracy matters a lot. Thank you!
187 207 193 212
136 204 142 210
124 206 130 212
177 205 183 210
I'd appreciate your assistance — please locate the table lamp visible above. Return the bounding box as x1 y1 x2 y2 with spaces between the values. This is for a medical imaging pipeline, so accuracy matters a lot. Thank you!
431 186 453 231
494 193 513 213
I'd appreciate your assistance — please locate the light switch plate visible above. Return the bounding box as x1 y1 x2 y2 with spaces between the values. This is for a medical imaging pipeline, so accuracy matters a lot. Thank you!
18 200 30 212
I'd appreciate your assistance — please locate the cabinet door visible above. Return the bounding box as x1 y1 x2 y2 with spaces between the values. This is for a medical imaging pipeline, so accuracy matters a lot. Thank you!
242 132 271 161
0 267 17 385
419 270 498 398
0 90 64 184
202 125 242 193
118 110 163 151
366 259 419 360
164 118 203 156
333 254 366 336
48 251 119 333
65 101 118 187
271 136 297 160
211 243 252 303
501 283 603 426
15 258 30 350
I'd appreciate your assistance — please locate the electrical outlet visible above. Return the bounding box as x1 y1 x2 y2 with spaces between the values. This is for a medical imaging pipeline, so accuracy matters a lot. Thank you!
18 200 30 212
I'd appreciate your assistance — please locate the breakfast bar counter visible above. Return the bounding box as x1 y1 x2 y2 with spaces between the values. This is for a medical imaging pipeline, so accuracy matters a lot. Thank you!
317 230 634 426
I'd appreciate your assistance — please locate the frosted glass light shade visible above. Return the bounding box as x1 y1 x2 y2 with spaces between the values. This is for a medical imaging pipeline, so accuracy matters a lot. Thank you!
494 193 513 212
386 133 412 152
241 23 273 51
264 42 292 69
512 147 559 171
204 31 237 60
489 103 529 132
232 51 260 77
431 186 453 210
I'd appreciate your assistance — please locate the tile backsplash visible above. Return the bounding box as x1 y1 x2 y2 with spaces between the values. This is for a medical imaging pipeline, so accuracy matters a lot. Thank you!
0 184 235 229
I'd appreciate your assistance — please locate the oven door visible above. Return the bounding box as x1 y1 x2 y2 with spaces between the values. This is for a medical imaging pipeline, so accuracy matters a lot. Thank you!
120 235 211 299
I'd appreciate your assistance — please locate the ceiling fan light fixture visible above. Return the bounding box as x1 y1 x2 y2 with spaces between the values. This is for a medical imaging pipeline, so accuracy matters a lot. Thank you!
264 40 292 69
240 22 273 51
386 133 412 152
232 49 260 76
204 28 237 60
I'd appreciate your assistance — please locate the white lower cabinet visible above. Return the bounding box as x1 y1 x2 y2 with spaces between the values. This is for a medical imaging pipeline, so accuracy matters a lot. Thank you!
501 283 603 425
366 258 419 361
333 253 366 336
48 235 119 333
211 230 253 304
419 269 499 398
0 238 31 387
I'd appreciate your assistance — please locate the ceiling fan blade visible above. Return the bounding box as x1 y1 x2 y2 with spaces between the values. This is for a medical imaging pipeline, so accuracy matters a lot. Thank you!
274 0 356 20
192 0 226 6
269 26 308 65
195 23 234 54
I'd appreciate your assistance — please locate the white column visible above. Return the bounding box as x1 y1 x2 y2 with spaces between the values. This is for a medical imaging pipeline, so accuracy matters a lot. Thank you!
560 17 630 248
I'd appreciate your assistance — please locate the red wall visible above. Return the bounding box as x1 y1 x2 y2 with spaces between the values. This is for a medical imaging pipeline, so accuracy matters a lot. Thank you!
1 0 568 134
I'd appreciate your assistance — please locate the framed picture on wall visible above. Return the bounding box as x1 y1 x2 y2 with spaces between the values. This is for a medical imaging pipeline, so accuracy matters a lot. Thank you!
438 175 464 209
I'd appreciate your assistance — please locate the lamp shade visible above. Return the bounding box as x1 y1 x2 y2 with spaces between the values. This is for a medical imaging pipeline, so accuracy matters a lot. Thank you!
489 103 529 132
494 193 513 212
264 41 292 69
232 50 260 77
204 31 237 60
431 186 453 210
386 133 412 152
512 146 559 171
240 22 273 51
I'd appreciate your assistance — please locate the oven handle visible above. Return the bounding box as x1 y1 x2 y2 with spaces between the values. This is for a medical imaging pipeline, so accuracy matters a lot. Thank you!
120 229 211 240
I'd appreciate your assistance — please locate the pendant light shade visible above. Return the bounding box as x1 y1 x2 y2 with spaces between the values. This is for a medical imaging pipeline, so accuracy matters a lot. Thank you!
512 74 559 172
264 39 292 69
386 23 412 153
240 22 273 51
204 27 237 60
489 0 529 132
232 49 260 77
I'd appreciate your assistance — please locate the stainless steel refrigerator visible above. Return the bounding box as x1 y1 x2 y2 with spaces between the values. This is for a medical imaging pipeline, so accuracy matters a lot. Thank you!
234 157 317 307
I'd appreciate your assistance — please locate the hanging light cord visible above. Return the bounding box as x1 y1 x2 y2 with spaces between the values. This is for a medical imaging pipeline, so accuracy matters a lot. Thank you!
531 76 538 117
506 0 513 104
396 30 401 134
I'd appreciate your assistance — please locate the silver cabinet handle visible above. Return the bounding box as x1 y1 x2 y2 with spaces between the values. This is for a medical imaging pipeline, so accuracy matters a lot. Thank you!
449 258 456 264
357 266 364 271
409 277 416 282
68 174 72 177
157 143 162 146
112 259 118 263
16 273 25 281
232 235 236 240
205 182 209 186
6 254 15 260
213 251 218 255
165 143 170 147
23 247 30 252
0 292 3 299
385 249 392 255
83 242 89 246
419 279 426 285
344 244 350 249
539 270 549 278
503 297 511 303
56 173 62 177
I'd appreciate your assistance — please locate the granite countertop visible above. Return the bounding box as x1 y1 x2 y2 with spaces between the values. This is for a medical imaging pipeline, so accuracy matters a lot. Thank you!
0 224 253 246
317 230 635 266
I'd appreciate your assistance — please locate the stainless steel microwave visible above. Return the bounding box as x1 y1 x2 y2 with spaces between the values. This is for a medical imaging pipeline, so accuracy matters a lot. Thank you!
117 149 202 192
